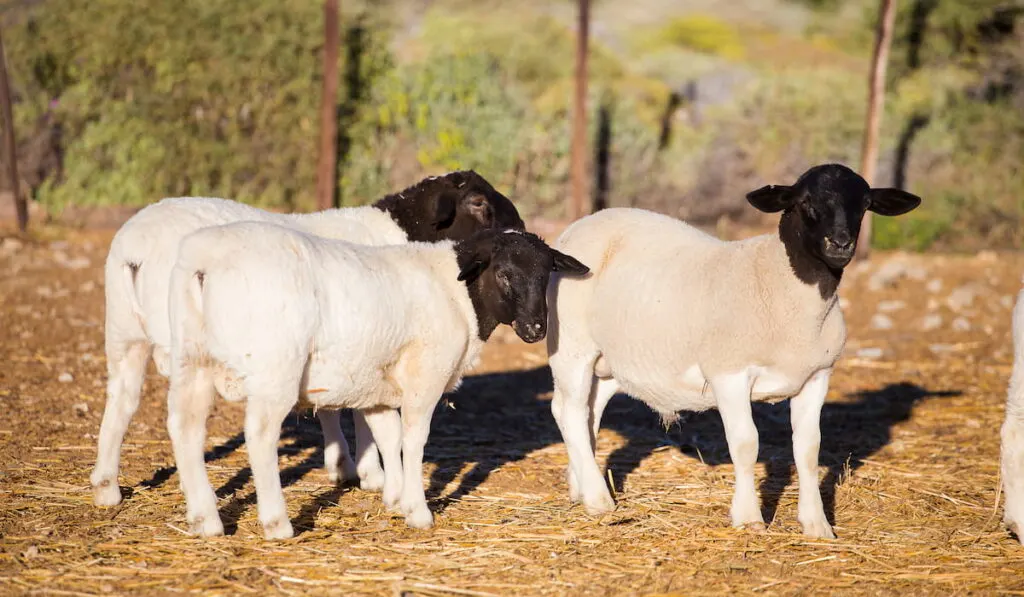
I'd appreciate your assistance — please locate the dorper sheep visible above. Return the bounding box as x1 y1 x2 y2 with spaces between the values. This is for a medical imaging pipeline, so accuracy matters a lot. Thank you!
1003 288 1024 545
165 223 588 538
92 171 524 507
546 164 920 538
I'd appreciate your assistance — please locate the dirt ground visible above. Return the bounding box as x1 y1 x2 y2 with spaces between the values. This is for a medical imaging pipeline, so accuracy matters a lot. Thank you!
1 227 1023 596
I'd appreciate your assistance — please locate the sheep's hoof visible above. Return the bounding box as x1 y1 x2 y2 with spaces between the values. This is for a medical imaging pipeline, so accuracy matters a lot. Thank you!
567 469 582 503
327 457 359 485
92 479 123 507
800 518 835 539
382 487 402 512
262 518 294 540
404 506 434 530
358 467 386 493
734 520 767 533
582 493 616 516
1007 520 1022 545
188 515 225 538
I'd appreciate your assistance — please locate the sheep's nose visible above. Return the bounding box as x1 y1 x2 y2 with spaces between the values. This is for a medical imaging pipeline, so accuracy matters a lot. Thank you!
826 235 853 252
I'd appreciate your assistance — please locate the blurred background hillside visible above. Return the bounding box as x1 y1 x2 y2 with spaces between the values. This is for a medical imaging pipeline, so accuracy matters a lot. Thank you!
1 0 1022 250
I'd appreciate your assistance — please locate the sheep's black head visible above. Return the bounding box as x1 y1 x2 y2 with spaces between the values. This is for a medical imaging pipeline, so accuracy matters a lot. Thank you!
456 229 589 343
746 164 921 269
374 170 525 243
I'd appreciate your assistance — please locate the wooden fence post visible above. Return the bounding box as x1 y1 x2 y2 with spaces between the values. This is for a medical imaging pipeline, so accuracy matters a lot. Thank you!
0 27 26 233
570 0 590 221
857 0 897 259
316 0 340 211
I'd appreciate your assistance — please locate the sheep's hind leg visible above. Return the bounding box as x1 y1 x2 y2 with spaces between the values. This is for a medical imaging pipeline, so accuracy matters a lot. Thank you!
245 392 299 540
317 409 358 484
353 410 386 492
92 340 152 506
361 407 403 510
166 366 223 537
712 371 764 531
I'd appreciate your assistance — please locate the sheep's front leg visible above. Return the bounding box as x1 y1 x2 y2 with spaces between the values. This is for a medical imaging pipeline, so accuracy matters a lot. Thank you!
1002 348 1024 544
551 355 613 515
360 407 403 509
398 398 441 529
566 377 619 504
166 366 223 537
712 371 764 531
316 409 358 484
353 410 386 492
790 369 835 539
245 396 299 540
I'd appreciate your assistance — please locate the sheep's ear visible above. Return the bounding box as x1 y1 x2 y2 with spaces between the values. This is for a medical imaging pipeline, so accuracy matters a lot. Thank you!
433 190 459 229
867 188 921 216
551 249 589 276
461 192 492 226
746 185 797 213
457 256 490 283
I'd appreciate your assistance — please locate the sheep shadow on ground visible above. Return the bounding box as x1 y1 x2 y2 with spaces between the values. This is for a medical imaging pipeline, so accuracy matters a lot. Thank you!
428 367 961 528
137 417 353 536
135 367 958 535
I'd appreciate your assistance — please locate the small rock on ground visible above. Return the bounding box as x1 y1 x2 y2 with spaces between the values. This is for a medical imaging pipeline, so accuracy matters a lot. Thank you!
871 314 894 330
921 314 943 331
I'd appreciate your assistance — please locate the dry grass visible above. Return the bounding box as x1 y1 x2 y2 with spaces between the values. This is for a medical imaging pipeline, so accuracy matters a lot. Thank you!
1 229 1023 596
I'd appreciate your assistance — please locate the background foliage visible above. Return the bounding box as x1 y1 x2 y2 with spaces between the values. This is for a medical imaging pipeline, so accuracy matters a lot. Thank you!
2 0 1022 248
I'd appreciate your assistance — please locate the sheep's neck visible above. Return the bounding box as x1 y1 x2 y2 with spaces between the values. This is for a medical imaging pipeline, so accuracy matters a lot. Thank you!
778 211 842 301
464 280 500 341
372 196 443 243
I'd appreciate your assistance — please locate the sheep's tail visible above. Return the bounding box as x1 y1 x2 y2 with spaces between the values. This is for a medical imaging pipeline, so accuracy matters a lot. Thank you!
118 260 147 334
166 257 211 370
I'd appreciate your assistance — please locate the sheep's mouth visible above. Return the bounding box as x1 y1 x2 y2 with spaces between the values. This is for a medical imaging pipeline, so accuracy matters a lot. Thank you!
512 320 546 343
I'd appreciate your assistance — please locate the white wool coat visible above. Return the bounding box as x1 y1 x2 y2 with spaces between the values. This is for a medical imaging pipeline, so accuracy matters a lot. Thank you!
170 221 482 411
107 197 406 367
550 207 847 415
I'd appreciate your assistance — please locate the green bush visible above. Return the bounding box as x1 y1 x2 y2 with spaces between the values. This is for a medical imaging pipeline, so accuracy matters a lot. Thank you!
7 0 391 212
648 15 745 60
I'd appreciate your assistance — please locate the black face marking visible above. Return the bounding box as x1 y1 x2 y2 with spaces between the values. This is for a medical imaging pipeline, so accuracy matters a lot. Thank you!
747 164 921 299
373 171 526 243
455 229 588 342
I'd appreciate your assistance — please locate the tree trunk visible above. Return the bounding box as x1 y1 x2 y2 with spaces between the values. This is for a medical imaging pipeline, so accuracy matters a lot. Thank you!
0 28 26 233
316 0 340 211
570 0 590 220
857 0 897 260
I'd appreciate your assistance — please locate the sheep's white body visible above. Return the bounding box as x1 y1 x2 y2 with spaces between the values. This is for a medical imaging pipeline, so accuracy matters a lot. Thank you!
167 221 482 537
1002 287 1024 545
93 197 405 507
547 208 844 538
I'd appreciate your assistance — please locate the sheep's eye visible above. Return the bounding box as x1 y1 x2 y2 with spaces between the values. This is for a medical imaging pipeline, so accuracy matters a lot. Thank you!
496 271 515 293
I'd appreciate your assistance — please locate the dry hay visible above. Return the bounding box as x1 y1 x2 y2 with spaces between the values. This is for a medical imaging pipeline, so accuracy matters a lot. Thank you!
1 229 1023 596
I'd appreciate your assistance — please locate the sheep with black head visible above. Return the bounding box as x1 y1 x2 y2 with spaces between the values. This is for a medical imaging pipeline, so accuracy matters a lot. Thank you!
545 163 920 538
93 171 523 508
164 223 588 538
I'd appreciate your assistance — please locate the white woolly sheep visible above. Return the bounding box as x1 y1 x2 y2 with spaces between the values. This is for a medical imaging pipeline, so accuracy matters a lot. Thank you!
92 171 524 507
546 164 920 539
1002 286 1024 545
166 223 588 538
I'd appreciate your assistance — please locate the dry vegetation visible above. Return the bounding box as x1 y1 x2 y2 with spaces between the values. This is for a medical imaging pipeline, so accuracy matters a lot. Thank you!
1 227 1023 595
